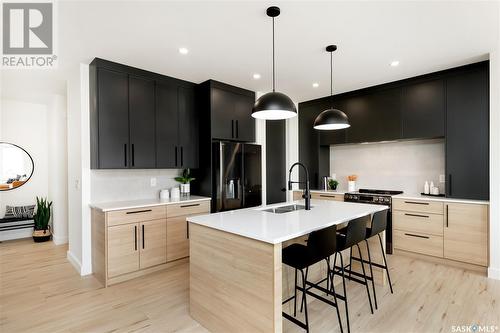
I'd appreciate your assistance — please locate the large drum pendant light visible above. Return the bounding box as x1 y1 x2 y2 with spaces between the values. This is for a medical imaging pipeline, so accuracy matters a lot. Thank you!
313 45 350 130
252 6 297 120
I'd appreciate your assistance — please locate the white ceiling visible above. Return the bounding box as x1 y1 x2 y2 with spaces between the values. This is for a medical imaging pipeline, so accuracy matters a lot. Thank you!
2 1 499 102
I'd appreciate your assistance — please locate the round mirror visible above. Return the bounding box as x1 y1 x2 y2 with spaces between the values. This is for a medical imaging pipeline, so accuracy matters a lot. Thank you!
0 142 34 191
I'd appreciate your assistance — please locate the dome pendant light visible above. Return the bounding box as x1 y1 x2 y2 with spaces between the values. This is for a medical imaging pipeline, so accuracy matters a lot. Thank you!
252 6 297 120
313 45 350 130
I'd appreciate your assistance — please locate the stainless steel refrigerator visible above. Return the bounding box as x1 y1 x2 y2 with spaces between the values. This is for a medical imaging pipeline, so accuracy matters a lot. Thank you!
212 141 262 212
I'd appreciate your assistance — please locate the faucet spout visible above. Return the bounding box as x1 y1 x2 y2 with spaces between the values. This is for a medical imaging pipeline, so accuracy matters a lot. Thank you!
288 162 311 210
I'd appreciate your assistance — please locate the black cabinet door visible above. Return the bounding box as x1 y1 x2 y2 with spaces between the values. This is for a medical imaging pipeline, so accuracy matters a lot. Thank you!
211 87 235 140
129 76 156 168
402 79 445 139
97 68 129 169
178 85 199 168
345 88 401 143
156 82 179 168
446 66 489 200
266 120 286 204
233 94 255 142
298 103 321 188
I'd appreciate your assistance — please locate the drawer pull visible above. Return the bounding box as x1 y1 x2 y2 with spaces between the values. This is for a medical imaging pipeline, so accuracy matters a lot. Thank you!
320 195 336 198
126 209 152 215
404 233 430 239
404 213 429 218
180 203 200 208
404 201 429 205
134 226 138 251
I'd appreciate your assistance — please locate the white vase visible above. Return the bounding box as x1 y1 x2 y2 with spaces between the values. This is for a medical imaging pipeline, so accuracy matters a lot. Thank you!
348 181 356 192
180 183 190 196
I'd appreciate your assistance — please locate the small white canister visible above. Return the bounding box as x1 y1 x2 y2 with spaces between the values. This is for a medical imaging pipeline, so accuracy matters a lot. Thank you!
348 181 356 192
160 189 170 200
171 187 180 199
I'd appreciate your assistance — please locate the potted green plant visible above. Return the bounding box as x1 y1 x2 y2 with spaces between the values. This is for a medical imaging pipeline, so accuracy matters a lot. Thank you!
175 168 195 196
32 197 52 242
328 179 339 191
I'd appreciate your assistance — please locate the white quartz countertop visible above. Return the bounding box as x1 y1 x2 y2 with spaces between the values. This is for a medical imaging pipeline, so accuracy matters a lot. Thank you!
294 189 346 195
187 199 387 244
90 195 211 212
393 193 489 205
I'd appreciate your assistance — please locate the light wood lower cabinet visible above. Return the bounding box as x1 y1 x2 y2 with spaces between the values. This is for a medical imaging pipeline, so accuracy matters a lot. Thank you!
91 199 210 287
444 203 488 266
293 191 344 201
393 198 489 268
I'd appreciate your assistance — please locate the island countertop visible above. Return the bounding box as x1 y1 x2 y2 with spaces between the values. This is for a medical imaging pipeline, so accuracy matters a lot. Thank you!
187 199 387 244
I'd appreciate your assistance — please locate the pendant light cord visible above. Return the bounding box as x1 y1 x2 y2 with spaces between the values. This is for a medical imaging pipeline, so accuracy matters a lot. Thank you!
330 51 334 107
272 16 276 92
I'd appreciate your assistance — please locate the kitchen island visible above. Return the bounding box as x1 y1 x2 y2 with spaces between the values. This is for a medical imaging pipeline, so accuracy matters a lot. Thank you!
187 199 388 333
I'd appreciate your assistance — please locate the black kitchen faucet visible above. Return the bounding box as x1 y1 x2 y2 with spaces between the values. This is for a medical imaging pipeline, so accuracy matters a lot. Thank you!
288 162 311 210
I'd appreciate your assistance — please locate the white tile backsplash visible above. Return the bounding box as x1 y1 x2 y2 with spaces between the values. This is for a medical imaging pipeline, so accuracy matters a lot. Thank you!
330 139 445 194
91 169 182 203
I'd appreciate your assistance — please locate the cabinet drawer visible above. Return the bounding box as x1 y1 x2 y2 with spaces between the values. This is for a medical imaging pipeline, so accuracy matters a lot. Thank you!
311 192 344 202
393 198 443 215
167 200 210 218
107 206 167 226
394 230 443 258
393 211 444 236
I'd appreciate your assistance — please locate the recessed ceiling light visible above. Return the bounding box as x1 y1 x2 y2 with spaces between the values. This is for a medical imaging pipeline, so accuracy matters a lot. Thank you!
253 73 261 80
312 83 319 88
390 60 400 67
178 47 189 55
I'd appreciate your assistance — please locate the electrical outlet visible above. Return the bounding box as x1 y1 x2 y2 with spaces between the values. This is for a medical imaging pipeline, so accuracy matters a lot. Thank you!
150 177 157 187
439 174 446 183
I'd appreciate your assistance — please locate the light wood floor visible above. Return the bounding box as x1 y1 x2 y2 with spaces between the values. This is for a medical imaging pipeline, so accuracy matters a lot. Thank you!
1 239 499 333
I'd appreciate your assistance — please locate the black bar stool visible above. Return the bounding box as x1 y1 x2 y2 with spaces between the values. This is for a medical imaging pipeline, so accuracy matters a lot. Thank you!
282 225 343 333
330 216 374 333
349 209 393 310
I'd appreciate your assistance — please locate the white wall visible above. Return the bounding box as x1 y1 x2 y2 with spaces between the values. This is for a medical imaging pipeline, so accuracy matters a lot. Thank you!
330 139 445 194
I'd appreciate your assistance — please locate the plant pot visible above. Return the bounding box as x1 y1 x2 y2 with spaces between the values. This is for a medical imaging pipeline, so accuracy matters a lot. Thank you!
330 184 338 191
180 183 190 196
33 229 51 242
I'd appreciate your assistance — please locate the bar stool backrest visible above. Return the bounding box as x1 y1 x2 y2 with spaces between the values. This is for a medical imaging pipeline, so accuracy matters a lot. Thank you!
370 210 388 236
307 225 337 261
344 216 370 248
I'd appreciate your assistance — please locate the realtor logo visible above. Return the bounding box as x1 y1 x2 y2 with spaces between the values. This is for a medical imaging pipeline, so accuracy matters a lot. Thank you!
2 1 57 68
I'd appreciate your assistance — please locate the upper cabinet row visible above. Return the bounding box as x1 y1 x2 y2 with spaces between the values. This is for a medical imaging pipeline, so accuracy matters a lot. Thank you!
90 60 256 170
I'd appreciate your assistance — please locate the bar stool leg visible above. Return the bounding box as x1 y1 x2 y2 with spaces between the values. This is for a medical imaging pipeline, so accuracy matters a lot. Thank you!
378 233 394 294
338 252 351 333
326 256 330 295
356 243 374 314
300 267 309 313
299 269 309 333
348 247 353 278
327 258 344 333
294 268 298 316
365 239 378 310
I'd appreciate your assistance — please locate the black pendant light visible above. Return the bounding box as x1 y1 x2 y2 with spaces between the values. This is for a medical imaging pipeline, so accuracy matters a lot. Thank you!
313 45 350 130
252 6 297 120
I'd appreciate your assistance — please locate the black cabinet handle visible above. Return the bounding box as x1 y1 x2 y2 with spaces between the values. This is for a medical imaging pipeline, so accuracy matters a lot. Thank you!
448 174 452 196
404 201 429 205
126 209 152 214
236 120 239 138
404 213 429 219
124 144 127 167
175 146 178 166
134 226 137 251
180 203 200 208
142 224 145 249
446 205 449 228
231 120 234 138
404 233 429 239
186 221 189 239
131 144 135 167
180 146 184 167
320 194 337 198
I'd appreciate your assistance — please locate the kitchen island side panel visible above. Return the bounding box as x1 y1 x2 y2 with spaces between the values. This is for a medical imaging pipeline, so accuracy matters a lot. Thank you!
189 223 282 333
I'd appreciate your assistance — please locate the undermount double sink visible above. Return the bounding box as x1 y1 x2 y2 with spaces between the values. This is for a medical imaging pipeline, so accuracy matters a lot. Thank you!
261 204 310 214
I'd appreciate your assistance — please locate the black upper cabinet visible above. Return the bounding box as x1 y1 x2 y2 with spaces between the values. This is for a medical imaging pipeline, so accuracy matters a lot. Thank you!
129 76 156 168
156 81 179 168
207 81 255 142
446 64 489 200
402 79 445 139
96 68 129 169
344 88 401 143
178 85 198 168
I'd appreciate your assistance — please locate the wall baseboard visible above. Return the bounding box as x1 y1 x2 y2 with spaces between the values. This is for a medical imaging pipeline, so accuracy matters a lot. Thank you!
488 267 500 280
66 250 82 274
52 234 68 245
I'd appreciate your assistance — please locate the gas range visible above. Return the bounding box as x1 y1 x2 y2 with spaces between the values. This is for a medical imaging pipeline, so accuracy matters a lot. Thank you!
344 189 403 205
344 189 403 254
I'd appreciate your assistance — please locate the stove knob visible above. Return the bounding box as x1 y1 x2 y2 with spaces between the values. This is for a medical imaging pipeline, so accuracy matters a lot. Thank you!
384 197 390 203
374 197 379 202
